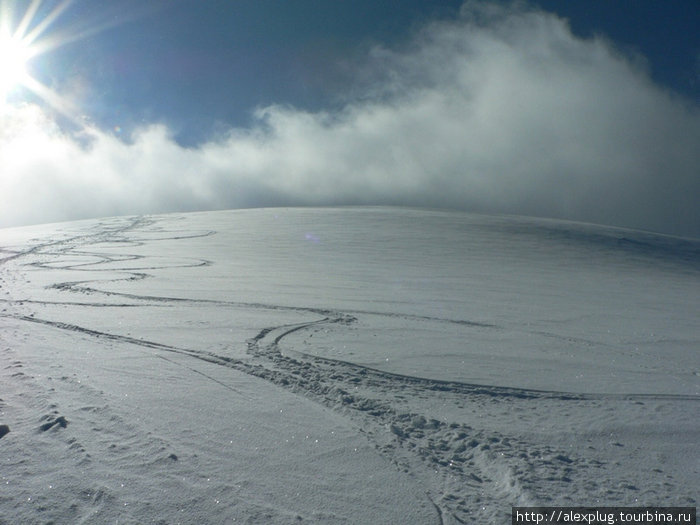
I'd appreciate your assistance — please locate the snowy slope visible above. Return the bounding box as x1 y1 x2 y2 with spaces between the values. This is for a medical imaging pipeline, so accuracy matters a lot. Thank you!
1 207 698 524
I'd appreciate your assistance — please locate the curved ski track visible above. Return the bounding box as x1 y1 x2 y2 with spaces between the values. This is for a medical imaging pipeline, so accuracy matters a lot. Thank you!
1 215 697 524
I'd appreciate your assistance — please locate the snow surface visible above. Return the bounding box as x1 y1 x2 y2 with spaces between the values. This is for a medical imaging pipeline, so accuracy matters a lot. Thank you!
0 207 698 524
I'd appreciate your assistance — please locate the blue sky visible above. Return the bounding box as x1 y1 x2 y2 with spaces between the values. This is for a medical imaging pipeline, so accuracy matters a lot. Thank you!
1 0 699 236
21 0 698 144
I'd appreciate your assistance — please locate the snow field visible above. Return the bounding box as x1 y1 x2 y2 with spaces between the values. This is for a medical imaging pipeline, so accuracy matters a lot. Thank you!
1 207 698 523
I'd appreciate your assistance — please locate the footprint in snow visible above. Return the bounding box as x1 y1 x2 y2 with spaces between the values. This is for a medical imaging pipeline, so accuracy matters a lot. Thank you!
40 416 69 432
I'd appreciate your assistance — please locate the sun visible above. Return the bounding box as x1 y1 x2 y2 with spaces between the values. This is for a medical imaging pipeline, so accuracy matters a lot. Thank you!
0 30 34 100
0 0 83 118
0 0 148 125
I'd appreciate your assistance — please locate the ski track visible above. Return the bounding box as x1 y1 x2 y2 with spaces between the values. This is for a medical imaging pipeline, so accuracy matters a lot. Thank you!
1 214 697 524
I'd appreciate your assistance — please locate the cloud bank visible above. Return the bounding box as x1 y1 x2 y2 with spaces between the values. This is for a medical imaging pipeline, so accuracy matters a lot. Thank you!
2 3 699 237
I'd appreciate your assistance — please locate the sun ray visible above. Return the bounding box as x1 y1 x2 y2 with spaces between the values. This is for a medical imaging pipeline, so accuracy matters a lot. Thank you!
14 0 42 39
21 73 81 123
22 0 73 47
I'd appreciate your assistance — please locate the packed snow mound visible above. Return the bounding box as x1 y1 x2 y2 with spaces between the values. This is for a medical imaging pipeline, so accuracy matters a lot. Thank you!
1 207 698 524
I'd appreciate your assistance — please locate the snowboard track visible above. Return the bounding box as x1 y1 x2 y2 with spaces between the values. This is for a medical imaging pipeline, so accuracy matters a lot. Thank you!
2 214 697 524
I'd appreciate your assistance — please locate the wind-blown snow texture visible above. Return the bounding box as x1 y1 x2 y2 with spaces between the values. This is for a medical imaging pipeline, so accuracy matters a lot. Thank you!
0 207 698 524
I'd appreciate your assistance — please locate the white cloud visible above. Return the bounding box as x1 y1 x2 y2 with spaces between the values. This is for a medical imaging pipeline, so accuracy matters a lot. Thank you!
2 3 699 237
